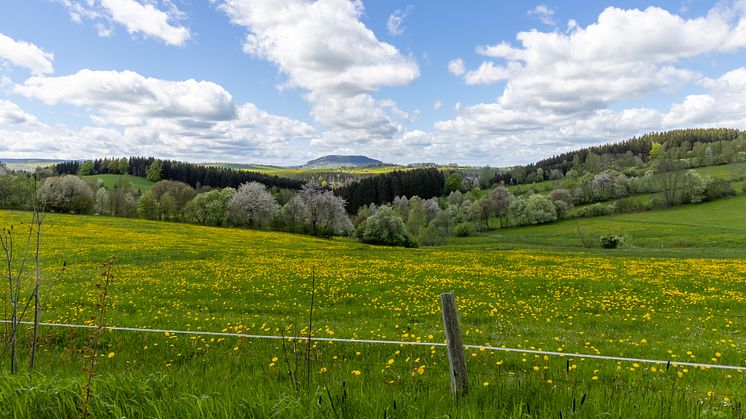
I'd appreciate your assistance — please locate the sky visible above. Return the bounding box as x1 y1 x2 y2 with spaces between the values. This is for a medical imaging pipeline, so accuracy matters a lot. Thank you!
1 0 746 166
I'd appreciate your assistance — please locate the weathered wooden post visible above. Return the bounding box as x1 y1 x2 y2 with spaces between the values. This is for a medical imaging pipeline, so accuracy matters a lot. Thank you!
441 292 468 398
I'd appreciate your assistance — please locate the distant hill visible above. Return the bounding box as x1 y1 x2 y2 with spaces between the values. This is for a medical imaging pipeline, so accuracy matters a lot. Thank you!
302 155 383 169
1 158 69 172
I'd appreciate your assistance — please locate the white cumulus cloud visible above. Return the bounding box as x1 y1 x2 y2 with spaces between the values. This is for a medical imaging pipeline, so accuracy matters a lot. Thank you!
528 4 556 26
0 32 54 74
57 0 191 46
7 69 315 162
217 0 419 145
432 3 746 164
447 58 465 76
15 69 236 125
0 99 37 125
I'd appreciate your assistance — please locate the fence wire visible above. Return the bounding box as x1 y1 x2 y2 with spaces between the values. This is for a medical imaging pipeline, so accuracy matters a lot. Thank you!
3 320 745 372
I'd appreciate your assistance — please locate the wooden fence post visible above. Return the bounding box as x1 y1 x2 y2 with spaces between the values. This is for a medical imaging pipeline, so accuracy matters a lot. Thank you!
441 292 468 398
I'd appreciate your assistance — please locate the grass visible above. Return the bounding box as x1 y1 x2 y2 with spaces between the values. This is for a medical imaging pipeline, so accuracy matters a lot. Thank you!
694 162 746 180
83 174 154 192
0 202 744 417
473 195 746 258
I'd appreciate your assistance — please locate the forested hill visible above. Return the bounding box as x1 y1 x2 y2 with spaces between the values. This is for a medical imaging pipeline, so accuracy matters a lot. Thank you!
54 157 304 190
303 155 383 169
528 128 742 175
335 168 444 212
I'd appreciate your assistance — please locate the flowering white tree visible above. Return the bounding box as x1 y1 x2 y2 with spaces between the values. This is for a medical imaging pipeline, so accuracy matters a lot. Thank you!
228 182 278 228
298 183 353 236
42 175 94 213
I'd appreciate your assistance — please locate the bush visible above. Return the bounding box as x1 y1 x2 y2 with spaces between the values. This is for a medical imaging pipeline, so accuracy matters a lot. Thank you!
614 198 645 214
356 206 417 247
418 224 446 246
704 178 736 201
453 222 477 237
508 194 557 226
576 203 616 218
600 234 625 249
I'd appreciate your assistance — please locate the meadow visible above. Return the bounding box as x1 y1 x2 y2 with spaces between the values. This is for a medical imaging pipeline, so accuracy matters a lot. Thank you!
82 174 154 192
0 203 744 417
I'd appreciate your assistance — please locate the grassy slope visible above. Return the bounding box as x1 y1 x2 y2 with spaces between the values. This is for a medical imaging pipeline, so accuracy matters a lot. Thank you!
83 174 154 192
474 195 746 258
695 161 746 179
506 161 746 195
0 200 744 416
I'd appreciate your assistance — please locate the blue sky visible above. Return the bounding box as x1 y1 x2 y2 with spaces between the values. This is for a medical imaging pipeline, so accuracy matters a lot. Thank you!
1 0 746 166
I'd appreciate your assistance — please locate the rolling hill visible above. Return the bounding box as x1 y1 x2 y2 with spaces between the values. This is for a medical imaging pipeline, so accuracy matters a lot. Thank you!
302 155 384 169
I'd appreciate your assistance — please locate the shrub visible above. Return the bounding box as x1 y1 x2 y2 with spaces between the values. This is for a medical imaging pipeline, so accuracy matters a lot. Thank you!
356 206 417 247
418 224 446 246
600 234 625 249
453 222 477 237
704 178 736 201
576 203 616 218
614 198 645 214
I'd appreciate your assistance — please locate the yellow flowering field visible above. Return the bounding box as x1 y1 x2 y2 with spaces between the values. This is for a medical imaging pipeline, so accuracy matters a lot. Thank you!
1 210 744 417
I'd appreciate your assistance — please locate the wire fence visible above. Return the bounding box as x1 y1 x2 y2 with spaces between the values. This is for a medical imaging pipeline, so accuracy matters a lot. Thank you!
4 320 745 373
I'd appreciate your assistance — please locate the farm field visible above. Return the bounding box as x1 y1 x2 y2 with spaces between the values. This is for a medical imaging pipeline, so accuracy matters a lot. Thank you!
0 207 744 417
223 163 477 177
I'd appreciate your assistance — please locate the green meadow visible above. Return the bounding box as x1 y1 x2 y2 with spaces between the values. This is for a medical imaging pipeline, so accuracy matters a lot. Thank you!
0 196 744 417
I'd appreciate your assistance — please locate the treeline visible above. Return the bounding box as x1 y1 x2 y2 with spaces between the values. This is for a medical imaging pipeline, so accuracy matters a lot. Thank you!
54 157 303 191
335 168 445 213
522 128 743 180
0 171 352 239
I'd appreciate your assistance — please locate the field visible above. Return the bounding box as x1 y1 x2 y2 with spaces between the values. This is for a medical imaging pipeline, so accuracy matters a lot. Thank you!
218 163 409 176
488 195 746 258
82 174 154 192
219 163 477 177
0 202 745 417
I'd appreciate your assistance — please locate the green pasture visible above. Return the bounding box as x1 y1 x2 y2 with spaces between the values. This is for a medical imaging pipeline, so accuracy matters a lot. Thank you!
0 202 744 417
83 174 154 192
